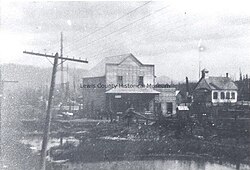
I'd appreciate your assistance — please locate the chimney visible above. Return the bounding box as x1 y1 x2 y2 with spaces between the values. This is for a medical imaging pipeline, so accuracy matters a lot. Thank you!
201 70 205 78
226 73 229 78
201 69 209 79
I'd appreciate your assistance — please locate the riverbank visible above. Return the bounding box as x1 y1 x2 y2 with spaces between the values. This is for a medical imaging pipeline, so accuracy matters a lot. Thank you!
50 122 250 168
52 138 250 164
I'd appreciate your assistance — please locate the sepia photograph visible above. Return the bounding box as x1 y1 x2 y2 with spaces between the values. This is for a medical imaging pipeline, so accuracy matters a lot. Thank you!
0 0 250 169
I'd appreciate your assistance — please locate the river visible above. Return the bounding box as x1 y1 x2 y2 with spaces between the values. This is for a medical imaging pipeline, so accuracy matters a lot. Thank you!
56 159 250 170
19 136 250 170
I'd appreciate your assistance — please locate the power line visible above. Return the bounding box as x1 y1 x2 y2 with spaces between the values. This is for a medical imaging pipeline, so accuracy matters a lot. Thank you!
85 20 190 62
40 3 188 63
68 6 168 54
67 11 183 58
89 22 184 59
63 1 152 50
43 2 167 57
66 5 169 55
41 2 152 57
67 12 187 61
65 5 172 55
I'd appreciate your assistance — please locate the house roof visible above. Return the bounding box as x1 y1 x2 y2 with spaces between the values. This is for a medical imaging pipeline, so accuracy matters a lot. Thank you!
83 53 137 78
177 106 189 111
195 76 238 91
105 87 160 94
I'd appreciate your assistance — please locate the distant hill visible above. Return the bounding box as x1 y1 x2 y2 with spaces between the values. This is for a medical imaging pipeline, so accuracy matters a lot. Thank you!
1 63 87 93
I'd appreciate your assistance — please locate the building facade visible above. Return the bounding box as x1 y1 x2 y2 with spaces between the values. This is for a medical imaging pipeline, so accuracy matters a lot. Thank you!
81 54 178 118
154 88 177 115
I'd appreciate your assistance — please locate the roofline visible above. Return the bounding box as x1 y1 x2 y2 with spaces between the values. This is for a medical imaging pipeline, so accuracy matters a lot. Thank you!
105 63 154 67
102 53 132 59
194 77 203 90
211 88 238 91
86 53 132 71
194 77 212 91
144 64 155 66
204 78 212 90
118 53 143 66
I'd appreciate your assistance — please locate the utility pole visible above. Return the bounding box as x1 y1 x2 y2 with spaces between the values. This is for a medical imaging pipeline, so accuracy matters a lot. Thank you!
66 65 69 102
0 67 18 168
23 51 88 170
60 32 64 101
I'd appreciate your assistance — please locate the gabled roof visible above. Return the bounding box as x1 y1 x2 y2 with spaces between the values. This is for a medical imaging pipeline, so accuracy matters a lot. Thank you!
195 76 238 91
83 53 147 78
195 78 212 90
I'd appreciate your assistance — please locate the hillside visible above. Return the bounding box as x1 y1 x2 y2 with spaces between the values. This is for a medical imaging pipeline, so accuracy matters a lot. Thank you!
1 63 87 93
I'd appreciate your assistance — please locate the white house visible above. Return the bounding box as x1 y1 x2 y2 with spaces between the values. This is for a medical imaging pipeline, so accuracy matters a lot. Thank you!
194 70 238 104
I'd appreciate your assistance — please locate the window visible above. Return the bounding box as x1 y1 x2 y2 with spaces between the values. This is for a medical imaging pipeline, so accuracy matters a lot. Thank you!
167 102 173 114
221 92 225 99
231 92 235 99
138 76 144 86
117 76 123 85
226 92 230 99
213 92 218 99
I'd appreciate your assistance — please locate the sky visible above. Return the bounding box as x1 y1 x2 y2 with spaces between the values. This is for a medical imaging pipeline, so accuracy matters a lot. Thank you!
0 0 250 82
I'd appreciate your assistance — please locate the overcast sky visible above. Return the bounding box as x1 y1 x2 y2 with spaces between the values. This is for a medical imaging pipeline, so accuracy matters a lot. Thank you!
1 0 250 82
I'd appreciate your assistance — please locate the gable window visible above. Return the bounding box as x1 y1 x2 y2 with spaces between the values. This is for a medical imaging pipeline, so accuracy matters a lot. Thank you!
138 76 144 86
117 76 123 85
213 92 218 99
231 92 235 99
221 92 225 99
226 92 230 99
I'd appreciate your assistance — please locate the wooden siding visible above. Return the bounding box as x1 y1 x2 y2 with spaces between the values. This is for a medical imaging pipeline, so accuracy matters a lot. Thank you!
106 57 155 86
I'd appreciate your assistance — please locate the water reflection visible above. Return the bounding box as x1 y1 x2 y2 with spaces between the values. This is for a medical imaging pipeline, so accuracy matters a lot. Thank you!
59 160 250 170
19 136 249 170
20 136 79 153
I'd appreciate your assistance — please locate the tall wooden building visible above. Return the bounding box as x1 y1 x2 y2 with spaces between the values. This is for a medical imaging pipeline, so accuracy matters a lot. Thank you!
81 53 178 118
